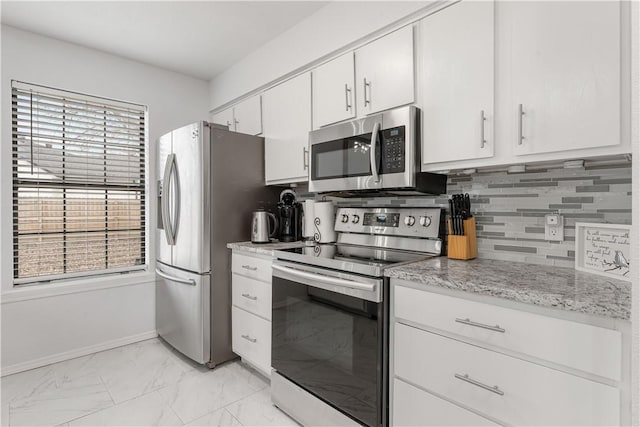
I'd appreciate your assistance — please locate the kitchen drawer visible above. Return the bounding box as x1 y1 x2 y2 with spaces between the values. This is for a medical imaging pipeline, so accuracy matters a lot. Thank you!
394 285 621 380
232 252 272 283
394 323 620 426
232 273 271 320
232 306 271 376
393 378 498 426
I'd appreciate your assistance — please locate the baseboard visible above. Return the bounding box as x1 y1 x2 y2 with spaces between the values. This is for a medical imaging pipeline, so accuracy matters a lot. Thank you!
1 330 158 377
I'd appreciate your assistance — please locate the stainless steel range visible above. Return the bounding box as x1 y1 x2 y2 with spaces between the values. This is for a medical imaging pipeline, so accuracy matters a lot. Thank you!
270 207 444 427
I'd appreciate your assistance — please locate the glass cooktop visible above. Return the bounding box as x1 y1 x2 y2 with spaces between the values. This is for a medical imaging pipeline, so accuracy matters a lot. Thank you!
276 243 434 277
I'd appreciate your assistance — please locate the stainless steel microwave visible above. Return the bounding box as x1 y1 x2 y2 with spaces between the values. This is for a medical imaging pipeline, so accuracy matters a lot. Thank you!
308 106 446 195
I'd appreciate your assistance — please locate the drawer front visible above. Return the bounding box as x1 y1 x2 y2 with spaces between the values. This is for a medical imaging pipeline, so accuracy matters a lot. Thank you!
393 378 498 426
394 285 621 381
232 252 272 282
395 323 620 426
232 273 271 320
232 306 271 375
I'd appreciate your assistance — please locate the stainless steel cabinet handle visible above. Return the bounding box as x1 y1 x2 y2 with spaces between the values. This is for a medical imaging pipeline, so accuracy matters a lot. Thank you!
241 334 257 343
161 154 174 245
455 373 504 396
345 84 352 111
241 264 258 271
455 318 505 333
363 78 371 107
155 268 196 286
480 110 487 148
517 104 525 145
369 122 380 183
170 156 180 244
241 293 258 301
303 147 309 170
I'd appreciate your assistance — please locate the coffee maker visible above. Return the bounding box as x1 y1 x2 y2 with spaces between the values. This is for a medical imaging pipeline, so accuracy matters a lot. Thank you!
276 189 302 242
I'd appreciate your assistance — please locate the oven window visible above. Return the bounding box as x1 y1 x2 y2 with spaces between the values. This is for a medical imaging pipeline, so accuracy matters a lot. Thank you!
272 276 381 427
311 134 379 180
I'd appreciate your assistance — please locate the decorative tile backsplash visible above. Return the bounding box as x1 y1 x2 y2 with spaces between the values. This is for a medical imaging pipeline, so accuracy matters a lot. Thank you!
298 163 632 268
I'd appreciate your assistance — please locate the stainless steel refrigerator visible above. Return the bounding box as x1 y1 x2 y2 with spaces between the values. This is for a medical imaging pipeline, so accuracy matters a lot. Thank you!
156 121 277 367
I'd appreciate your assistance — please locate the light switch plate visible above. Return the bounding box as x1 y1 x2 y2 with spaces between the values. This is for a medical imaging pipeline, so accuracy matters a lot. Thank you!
544 214 564 241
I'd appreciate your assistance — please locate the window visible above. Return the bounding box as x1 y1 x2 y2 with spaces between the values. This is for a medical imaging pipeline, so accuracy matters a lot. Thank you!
12 81 146 284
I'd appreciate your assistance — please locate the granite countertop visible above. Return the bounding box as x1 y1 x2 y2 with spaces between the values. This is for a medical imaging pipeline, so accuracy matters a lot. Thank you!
227 240 309 256
385 257 631 321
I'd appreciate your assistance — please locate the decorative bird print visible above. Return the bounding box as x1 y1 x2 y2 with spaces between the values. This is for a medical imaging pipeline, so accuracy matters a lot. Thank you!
603 250 630 276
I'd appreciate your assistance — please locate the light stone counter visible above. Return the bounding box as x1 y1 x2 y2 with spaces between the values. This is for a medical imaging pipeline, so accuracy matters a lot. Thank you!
227 240 310 257
385 257 631 320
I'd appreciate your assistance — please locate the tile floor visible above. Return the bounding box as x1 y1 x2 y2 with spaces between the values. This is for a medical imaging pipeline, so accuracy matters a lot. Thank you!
1 338 298 426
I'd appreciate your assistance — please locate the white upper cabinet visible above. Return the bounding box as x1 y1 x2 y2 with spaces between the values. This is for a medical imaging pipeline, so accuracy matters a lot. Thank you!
356 25 415 115
312 52 356 129
420 1 494 165
210 95 262 135
263 73 311 184
234 96 263 136
507 1 621 156
210 108 234 129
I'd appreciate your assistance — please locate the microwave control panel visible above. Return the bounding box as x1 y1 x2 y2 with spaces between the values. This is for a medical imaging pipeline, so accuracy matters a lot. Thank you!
380 126 405 174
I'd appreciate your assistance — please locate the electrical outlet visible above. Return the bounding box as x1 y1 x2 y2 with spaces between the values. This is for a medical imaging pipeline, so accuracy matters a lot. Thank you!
544 214 564 241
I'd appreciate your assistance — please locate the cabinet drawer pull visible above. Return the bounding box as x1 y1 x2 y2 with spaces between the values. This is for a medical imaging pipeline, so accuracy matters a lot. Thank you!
241 293 258 301
455 318 505 333
480 110 487 148
345 84 352 111
241 264 258 271
454 373 504 396
303 147 309 170
241 334 257 343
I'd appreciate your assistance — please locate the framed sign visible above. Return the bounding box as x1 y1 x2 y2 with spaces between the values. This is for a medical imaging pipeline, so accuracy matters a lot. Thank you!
575 222 631 282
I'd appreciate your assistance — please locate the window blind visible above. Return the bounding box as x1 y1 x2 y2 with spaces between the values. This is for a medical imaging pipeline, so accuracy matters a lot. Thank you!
12 81 147 284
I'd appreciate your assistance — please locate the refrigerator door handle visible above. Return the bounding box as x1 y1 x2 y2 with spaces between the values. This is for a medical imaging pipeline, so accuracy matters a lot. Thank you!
155 268 196 286
171 154 181 244
162 154 175 245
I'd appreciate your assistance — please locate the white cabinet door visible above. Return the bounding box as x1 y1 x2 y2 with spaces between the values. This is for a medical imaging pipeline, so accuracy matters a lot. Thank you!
507 1 621 156
234 96 262 135
393 379 499 427
210 108 234 130
356 25 415 116
312 52 356 129
420 1 494 165
263 73 311 184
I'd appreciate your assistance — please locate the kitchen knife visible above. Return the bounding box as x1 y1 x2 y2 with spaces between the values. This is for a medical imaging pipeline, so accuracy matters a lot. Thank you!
464 193 472 219
449 199 457 235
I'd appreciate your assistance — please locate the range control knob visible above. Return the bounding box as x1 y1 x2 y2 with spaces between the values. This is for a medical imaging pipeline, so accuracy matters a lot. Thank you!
341 214 349 223
351 214 360 224
420 216 432 227
404 216 416 226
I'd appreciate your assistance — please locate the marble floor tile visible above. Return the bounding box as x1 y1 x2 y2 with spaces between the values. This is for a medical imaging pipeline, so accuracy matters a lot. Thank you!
2 403 9 427
184 408 242 427
158 362 264 424
68 390 182 426
1 365 55 406
225 389 298 427
8 371 113 426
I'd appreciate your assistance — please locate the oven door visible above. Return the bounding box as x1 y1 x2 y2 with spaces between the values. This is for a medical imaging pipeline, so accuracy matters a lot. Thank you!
271 261 385 427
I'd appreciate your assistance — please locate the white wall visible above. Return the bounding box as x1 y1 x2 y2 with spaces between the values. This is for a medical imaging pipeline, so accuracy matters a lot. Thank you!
208 1 431 110
0 25 210 375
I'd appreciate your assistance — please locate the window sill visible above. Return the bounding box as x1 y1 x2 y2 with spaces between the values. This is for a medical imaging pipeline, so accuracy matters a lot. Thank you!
1 269 156 304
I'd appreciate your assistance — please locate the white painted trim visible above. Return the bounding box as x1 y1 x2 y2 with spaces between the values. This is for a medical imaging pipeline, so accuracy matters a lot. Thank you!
1 272 156 304
0 330 158 377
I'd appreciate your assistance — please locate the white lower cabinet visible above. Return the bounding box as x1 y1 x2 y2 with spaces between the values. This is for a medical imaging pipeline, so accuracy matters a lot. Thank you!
391 282 625 426
232 306 271 375
231 251 273 377
393 379 498 427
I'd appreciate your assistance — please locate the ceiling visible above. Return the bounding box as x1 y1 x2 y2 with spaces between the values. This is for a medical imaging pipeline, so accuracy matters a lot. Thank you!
0 1 329 81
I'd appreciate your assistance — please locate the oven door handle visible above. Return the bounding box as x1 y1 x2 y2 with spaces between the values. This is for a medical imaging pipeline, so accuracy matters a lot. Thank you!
272 264 376 293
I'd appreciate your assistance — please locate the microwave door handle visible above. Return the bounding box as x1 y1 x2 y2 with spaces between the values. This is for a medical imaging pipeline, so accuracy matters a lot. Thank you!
272 264 376 293
162 154 175 245
370 122 381 183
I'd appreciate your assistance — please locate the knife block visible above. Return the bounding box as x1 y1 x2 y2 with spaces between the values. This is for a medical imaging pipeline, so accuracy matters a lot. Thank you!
447 217 477 260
